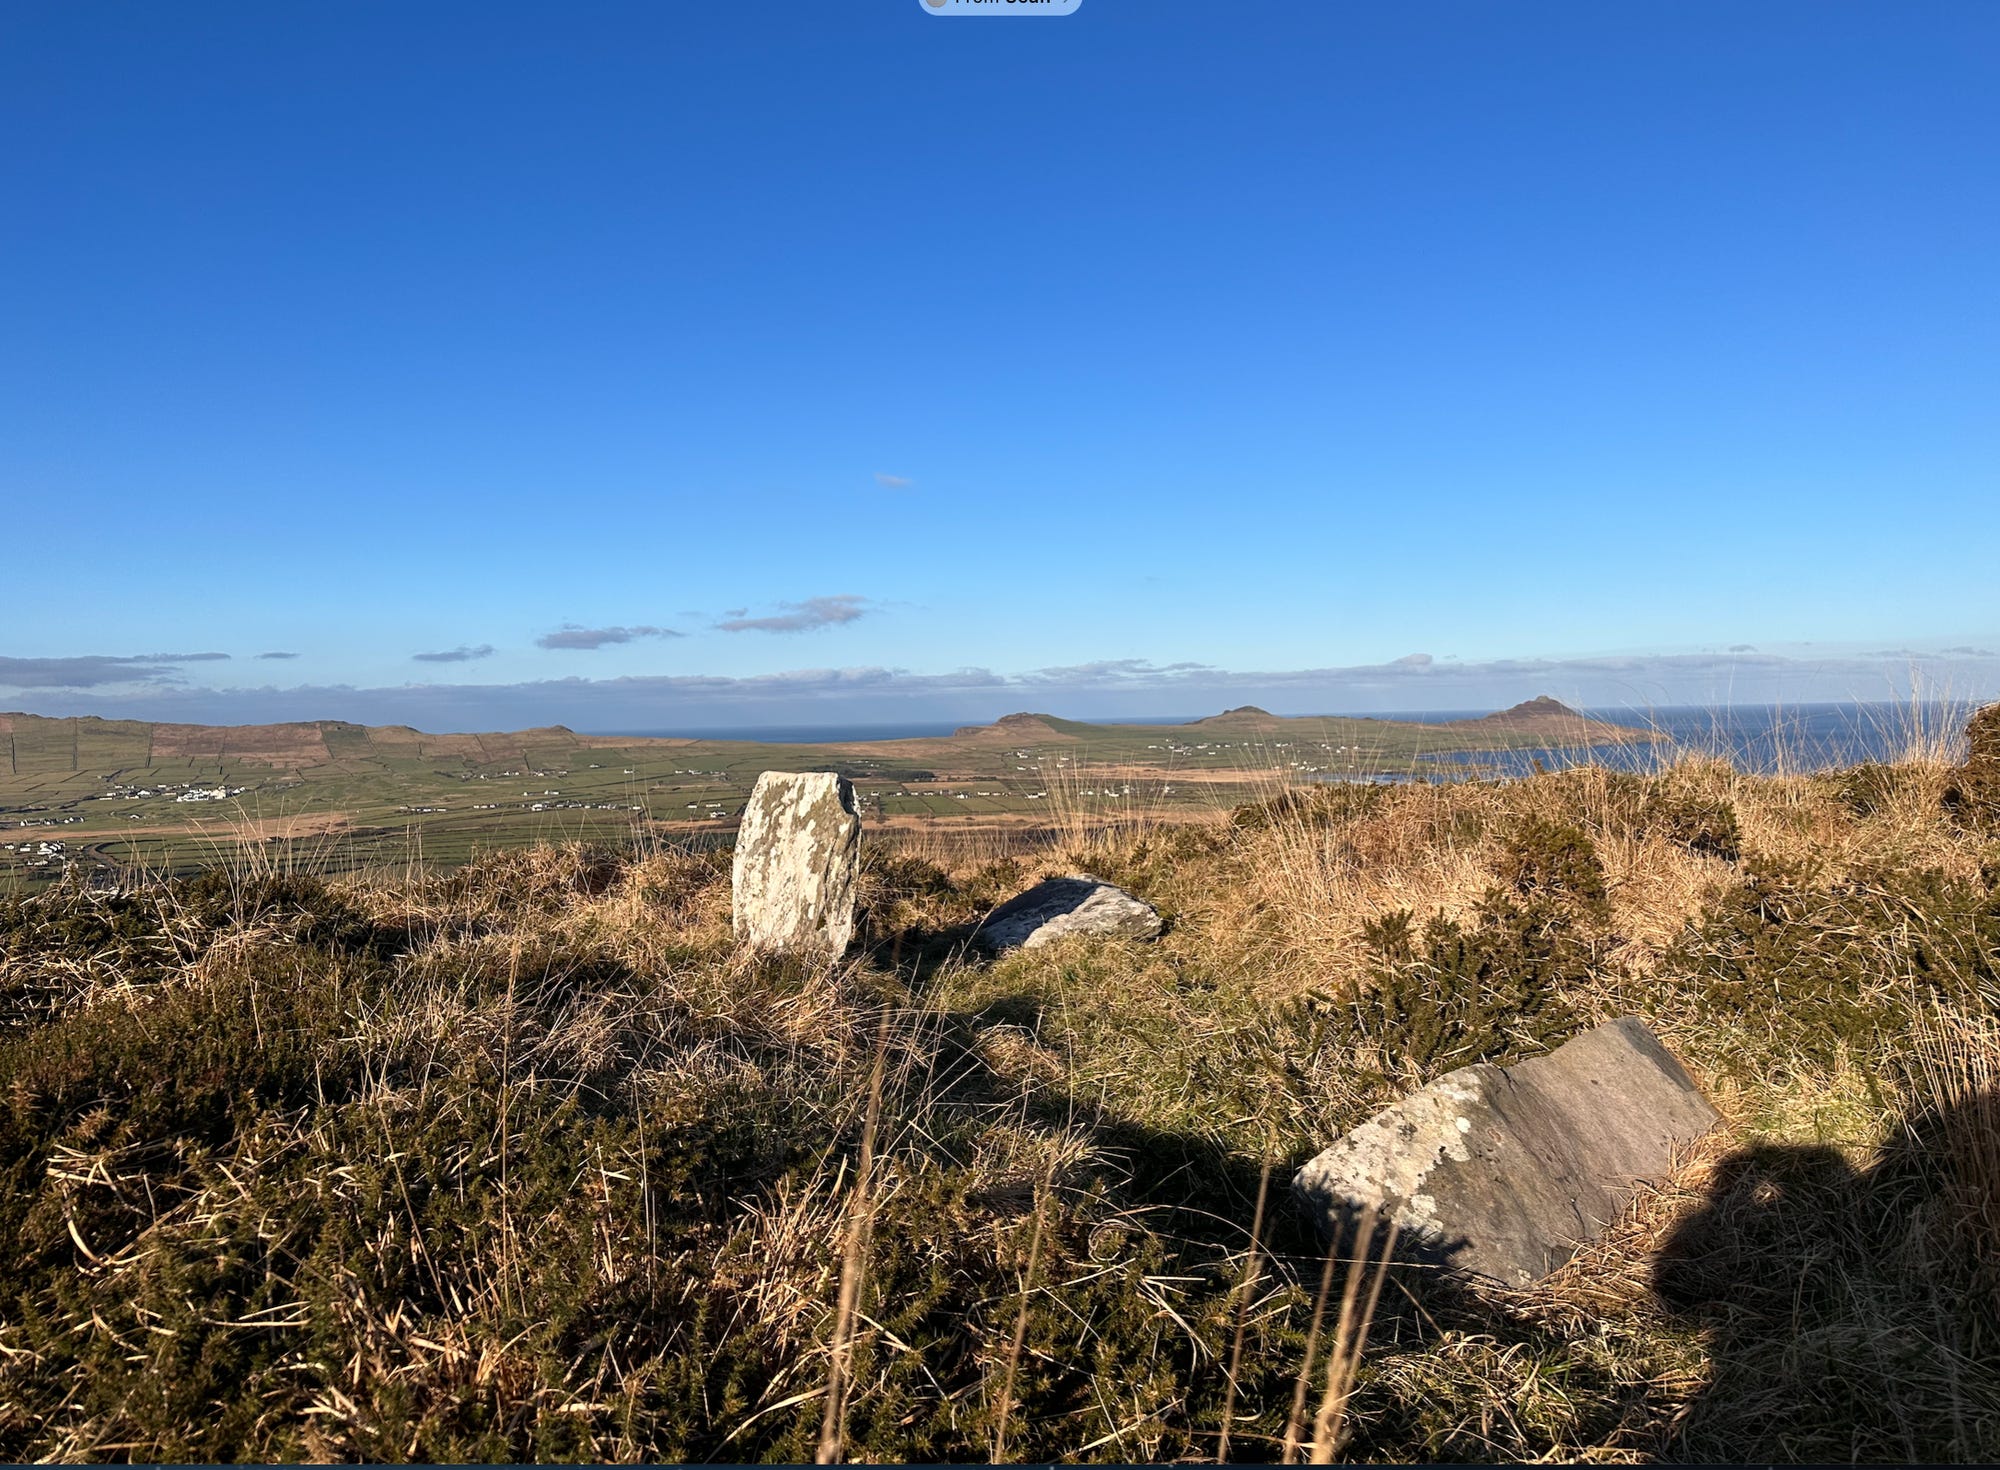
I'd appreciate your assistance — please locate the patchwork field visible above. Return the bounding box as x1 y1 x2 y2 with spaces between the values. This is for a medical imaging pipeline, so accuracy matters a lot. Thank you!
0 701 1645 889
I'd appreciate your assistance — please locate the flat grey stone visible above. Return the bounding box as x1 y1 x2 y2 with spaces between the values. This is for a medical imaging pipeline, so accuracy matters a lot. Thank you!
1293 1017 1719 1286
731 771 861 957
975 875 1162 954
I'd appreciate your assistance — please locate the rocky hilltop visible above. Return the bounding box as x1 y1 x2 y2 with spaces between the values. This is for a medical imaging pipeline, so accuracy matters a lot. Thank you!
1188 705 1279 728
1436 695 1647 744
951 711 1067 739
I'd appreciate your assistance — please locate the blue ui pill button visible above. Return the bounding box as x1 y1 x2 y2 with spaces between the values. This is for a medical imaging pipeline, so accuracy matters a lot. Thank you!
920 0 1083 14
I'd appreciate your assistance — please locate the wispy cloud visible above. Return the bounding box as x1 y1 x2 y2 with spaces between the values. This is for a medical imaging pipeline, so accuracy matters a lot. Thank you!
0 655 183 689
0 651 231 689
411 644 495 663
256 651 299 660
11 644 1998 730
874 473 913 489
716 595 870 634
536 624 682 650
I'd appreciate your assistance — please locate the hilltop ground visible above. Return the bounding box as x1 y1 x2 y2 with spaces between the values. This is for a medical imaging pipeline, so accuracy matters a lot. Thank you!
0 700 1642 889
2 722 1997 1462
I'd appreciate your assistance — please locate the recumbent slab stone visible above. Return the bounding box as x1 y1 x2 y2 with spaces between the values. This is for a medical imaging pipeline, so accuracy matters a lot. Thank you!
974 875 1162 954
1292 1017 1719 1286
731 771 861 956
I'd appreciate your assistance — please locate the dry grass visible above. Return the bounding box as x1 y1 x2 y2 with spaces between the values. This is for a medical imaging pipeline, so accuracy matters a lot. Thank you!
3 718 2000 1462
1912 1002 2000 1321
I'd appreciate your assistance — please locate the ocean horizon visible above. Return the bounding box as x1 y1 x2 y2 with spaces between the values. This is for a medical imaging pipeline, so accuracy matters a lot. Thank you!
590 698 1982 775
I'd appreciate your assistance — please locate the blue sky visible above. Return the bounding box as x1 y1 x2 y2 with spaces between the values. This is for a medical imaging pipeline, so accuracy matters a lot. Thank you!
5 0 1997 729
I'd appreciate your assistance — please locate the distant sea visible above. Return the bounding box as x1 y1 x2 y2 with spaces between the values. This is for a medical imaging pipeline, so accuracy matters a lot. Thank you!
1409 701 1972 779
597 701 1975 777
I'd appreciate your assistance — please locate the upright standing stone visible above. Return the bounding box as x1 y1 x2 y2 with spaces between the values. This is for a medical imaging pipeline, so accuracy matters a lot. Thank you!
731 771 862 957
1293 1017 1719 1286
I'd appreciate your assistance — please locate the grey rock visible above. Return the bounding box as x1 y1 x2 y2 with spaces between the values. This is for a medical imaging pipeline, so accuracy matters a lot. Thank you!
731 771 861 956
975 875 1162 954
1293 1017 1719 1286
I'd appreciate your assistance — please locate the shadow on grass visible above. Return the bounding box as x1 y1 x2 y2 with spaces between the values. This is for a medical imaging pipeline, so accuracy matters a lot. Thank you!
1652 1097 1999 1464
914 953 2000 1463
8 851 1994 1463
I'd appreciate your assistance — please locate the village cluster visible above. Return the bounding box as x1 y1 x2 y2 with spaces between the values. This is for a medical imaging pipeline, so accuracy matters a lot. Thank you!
0 811 83 831
1139 736 1370 776
93 778 248 804
0 837 67 868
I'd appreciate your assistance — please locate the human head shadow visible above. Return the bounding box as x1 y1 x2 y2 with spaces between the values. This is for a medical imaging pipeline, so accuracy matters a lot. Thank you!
1267 1089 1997 1462
1649 1092 1995 1463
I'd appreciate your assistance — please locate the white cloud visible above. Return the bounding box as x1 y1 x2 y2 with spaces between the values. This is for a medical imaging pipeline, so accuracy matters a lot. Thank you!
536 624 682 650
0 652 228 689
716 595 870 633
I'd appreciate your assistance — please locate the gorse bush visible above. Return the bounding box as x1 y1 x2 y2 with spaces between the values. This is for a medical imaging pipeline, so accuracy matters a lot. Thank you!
2 733 1999 1463
1942 703 2000 829
1496 817 1609 914
1352 896 1590 1073
1830 761 1908 818
1642 781 1742 861
1666 856 2000 1075
1230 782 1391 834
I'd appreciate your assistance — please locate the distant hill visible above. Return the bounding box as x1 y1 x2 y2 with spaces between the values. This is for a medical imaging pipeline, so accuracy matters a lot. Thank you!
1188 705 1277 728
946 699 1642 745
0 710 693 770
1435 696 1646 744
4 700 1646 760
950 712 1099 740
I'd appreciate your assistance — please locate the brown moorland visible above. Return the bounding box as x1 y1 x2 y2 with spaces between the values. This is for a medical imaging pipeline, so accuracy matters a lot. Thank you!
0 706 1995 1462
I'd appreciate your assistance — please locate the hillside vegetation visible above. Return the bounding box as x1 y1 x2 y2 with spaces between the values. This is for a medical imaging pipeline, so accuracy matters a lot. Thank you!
2 730 1998 1461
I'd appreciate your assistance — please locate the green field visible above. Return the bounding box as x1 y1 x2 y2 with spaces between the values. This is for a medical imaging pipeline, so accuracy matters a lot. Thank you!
0 702 1646 887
